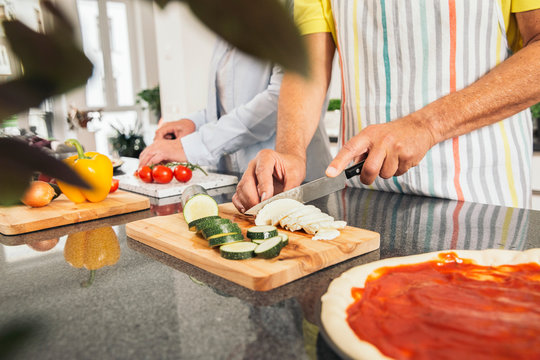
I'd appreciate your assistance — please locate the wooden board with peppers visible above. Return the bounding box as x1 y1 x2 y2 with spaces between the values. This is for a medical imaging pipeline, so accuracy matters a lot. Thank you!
0 190 150 235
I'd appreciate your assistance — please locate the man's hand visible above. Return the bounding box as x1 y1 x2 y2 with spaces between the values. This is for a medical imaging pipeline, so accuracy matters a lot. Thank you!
138 138 187 167
232 149 306 213
154 119 196 140
326 115 436 184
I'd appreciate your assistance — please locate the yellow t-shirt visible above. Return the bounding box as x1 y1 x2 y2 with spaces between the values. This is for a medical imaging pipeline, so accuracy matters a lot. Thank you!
294 0 540 52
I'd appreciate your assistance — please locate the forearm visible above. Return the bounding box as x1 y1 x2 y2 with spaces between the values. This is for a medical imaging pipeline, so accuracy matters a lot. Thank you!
276 33 335 160
421 28 540 144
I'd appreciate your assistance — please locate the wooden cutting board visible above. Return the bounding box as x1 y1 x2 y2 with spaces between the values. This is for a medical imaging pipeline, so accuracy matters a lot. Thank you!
126 202 380 291
0 190 150 235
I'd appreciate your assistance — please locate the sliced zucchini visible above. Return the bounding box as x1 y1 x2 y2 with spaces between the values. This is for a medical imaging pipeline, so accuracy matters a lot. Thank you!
220 242 257 260
254 236 282 259
187 215 221 232
201 222 241 239
246 225 278 240
208 233 245 247
206 231 239 240
278 232 289 246
195 217 231 233
251 239 268 245
182 193 219 224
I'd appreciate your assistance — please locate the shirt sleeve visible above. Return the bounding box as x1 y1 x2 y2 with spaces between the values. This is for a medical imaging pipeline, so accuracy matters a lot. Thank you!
294 0 335 37
185 109 207 130
180 63 283 167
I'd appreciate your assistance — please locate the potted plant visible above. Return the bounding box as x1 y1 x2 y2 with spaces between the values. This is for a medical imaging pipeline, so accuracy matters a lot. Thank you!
109 118 146 158
326 98 341 144
136 85 161 122
532 102 540 151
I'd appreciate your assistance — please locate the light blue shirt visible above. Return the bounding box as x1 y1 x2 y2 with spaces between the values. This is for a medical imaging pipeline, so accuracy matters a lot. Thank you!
180 38 331 180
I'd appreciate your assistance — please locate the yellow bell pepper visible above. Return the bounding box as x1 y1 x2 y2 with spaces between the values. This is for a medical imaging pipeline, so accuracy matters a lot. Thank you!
64 226 120 287
57 138 113 203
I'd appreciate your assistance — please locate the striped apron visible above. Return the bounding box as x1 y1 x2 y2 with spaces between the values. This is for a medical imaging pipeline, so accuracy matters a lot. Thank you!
331 0 533 208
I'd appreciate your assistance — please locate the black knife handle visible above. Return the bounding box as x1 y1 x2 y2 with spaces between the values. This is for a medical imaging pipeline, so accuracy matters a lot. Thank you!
344 160 365 179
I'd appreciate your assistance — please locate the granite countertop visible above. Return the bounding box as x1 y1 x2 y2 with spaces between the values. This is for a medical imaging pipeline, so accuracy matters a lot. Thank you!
1 183 539 359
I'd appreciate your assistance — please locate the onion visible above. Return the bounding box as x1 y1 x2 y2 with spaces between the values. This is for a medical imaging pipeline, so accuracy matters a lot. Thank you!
21 181 56 207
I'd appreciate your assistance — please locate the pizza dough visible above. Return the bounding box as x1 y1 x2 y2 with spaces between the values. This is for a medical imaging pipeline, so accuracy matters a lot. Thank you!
320 248 540 360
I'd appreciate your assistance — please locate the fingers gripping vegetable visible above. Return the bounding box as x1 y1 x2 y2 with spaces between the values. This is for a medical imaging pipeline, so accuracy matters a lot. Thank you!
64 226 120 287
56 139 113 203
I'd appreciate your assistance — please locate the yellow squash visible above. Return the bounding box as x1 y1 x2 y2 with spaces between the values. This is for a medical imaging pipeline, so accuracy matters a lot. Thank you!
64 226 120 287
57 138 113 203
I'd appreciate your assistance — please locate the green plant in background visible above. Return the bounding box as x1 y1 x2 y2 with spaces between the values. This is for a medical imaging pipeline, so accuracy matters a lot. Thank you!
136 85 161 120
327 99 341 111
0 0 308 206
531 102 540 119
109 119 147 158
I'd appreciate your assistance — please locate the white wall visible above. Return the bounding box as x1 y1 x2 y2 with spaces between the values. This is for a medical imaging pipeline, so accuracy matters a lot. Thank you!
153 2 216 123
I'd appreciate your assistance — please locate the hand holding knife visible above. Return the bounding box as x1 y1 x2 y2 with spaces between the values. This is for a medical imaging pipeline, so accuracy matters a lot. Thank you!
245 160 365 215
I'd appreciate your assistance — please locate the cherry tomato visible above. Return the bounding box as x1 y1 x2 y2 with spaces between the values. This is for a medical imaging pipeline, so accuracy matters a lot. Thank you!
152 165 173 184
110 178 119 193
174 165 192 182
138 166 153 183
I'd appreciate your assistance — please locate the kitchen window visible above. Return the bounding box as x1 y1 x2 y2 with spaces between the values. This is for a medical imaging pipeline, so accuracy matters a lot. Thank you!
77 0 135 108
71 0 158 154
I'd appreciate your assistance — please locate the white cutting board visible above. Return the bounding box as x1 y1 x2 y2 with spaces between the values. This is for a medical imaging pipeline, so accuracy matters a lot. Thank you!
116 171 238 198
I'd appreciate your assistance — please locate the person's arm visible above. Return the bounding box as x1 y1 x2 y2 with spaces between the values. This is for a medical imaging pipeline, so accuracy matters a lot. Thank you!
232 33 335 212
180 61 283 167
327 9 540 184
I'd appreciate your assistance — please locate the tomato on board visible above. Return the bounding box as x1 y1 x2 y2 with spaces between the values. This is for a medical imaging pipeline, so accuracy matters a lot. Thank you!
152 165 173 184
110 178 119 193
138 166 153 183
174 165 192 183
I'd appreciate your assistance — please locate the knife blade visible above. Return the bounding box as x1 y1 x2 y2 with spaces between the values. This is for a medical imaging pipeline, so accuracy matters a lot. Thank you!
244 160 365 216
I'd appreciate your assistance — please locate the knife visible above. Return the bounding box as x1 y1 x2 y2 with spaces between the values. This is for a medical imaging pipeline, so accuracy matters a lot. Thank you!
244 160 365 215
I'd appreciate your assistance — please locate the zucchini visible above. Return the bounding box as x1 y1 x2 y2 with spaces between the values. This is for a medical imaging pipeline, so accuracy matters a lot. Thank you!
182 193 219 224
188 215 222 231
194 217 231 233
201 222 241 240
246 225 278 240
251 239 268 245
208 233 245 247
220 242 257 260
254 236 282 259
278 232 289 246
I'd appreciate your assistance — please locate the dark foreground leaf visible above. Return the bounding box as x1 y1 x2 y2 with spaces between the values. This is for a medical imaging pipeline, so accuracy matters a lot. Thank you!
153 0 308 77
0 1 93 121
0 138 90 206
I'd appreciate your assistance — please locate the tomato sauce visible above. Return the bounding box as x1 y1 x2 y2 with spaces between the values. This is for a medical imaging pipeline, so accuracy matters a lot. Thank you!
346 252 540 360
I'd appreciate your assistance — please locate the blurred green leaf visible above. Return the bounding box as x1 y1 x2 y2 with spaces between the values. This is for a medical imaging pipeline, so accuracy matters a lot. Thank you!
0 318 43 359
152 0 308 77
0 138 91 206
0 1 93 121
0 1 91 204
